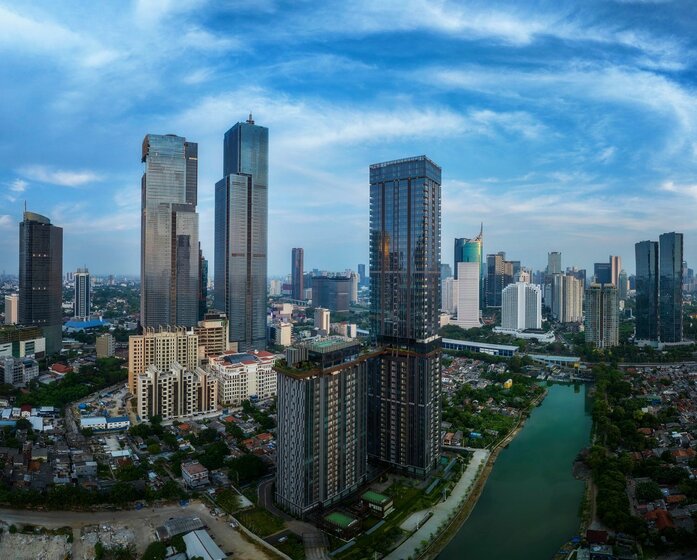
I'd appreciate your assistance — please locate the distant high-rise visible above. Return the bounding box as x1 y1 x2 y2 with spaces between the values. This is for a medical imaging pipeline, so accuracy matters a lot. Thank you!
314 308 330 336
140 134 199 329
585 284 619 348
198 245 208 321
594 262 612 285
368 155 441 477
74 268 90 320
659 232 683 343
4 295 18 325
291 248 304 300
635 240 659 341
312 276 351 312
486 252 513 307
19 211 63 355
440 263 452 281
357 263 366 287
454 228 483 329
501 282 541 331
609 255 622 287
214 116 268 351
552 274 583 323
618 270 628 301
547 252 562 275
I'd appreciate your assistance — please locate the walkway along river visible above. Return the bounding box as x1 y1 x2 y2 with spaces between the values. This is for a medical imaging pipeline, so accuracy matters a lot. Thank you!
439 382 592 560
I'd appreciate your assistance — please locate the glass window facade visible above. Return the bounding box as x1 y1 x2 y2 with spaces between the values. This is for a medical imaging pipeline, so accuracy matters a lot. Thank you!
635 240 658 341
659 232 683 343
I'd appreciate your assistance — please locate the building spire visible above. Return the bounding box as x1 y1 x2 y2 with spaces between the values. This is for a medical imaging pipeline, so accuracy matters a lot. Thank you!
246 112 254 125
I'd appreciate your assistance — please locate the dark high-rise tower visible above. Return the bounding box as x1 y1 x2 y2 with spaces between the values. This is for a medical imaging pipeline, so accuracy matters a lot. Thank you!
659 232 683 342
74 267 90 320
198 245 208 321
19 211 63 355
635 240 658 341
368 155 441 477
140 134 199 328
214 115 268 351
291 248 304 301
485 252 512 307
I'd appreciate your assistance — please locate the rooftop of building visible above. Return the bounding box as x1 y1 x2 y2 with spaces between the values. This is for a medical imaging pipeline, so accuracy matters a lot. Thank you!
361 490 391 506
182 461 208 475
325 511 358 529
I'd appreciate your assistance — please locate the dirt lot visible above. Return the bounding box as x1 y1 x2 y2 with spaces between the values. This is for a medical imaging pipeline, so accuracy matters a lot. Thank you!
0 532 71 560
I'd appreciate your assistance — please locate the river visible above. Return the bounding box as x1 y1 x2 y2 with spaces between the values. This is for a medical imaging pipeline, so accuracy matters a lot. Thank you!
439 382 592 560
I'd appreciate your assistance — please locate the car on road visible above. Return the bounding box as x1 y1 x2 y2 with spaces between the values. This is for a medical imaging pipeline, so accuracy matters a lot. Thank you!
278 536 288 543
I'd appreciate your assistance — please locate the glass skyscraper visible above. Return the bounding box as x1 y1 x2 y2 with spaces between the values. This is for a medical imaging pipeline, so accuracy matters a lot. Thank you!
368 155 441 477
140 134 199 329
74 267 90 320
635 240 658 341
214 115 268 351
291 248 304 301
19 211 63 355
659 232 683 343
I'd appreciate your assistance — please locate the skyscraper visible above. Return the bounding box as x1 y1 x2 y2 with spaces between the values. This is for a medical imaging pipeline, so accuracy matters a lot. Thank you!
140 134 199 329
368 155 441 477
312 276 351 312
214 115 268 351
486 252 513 308
609 255 622 287
198 245 208 321
547 252 562 275
501 282 541 331
19 211 63 355
357 263 366 287
584 284 619 348
291 248 304 301
635 240 659 341
618 270 628 302
659 232 683 343
453 228 483 328
74 267 90 320
552 274 583 323
594 262 612 285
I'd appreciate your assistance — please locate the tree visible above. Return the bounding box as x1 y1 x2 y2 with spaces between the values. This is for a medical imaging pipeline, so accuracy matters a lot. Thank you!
228 454 267 485
636 481 663 502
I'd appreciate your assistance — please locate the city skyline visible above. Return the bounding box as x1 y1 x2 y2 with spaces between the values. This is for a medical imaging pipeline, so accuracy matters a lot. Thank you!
1 2 697 276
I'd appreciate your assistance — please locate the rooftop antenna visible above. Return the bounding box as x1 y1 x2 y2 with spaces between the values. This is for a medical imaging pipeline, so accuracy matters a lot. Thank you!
246 112 254 125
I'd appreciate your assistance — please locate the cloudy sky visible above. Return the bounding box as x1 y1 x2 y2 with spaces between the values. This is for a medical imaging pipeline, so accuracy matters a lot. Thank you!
1 0 696 277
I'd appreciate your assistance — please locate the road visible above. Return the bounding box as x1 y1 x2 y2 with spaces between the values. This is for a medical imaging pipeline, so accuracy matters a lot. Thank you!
0 501 276 559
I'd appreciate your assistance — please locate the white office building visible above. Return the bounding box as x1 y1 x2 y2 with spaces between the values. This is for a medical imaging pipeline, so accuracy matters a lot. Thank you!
501 282 542 331
454 261 481 329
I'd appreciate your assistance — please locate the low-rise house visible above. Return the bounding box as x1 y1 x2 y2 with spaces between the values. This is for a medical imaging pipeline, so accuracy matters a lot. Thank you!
181 461 209 488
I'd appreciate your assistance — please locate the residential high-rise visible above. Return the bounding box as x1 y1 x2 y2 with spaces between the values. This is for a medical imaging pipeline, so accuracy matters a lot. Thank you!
441 277 457 315
96 333 115 358
552 274 583 323
635 240 659 341
609 255 622 287
291 248 304 301
350 271 359 304
314 308 330 336
140 134 199 329
547 252 562 275
128 327 199 395
453 229 483 329
19 211 63 355
4 295 18 325
659 232 683 343
198 246 208 321
594 262 612 285
210 350 279 406
584 284 619 348
618 270 628 301
74 267 90 320
368 156 441 477
501 282 541 331
276 338 370 517
214 116 268 351
195 312 232 357
357 264 366 287
312 276 351 312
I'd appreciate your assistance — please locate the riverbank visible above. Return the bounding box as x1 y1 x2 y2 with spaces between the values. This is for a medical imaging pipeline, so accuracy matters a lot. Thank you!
406 387 549 560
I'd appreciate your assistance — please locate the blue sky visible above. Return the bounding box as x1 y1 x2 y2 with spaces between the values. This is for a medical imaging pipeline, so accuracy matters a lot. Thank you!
1 0 696 277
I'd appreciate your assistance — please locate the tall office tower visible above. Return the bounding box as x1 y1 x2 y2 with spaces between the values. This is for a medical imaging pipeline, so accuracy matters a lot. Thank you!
486 252 513 308
547 252 562 275
552 274 583 323
368 156 441 477
618 270 628 301
291 248 304 301
440 263 452 282
312 276 351 312
214 116 268 351
276 338 369 517
453 231 482 329
501 282 542 331
441 277 457 315
127 327 199 396
659 232 683 343
609 255 622 287
73 267 90 320
594 262 612 285
195 312 232 357
314 307 330 335
357 264 366 287
635 241 659 341
198 246 208 321
584 284 619 348
141 134 199 329
350 272 359 304
19 211 63 355
4 295 18 325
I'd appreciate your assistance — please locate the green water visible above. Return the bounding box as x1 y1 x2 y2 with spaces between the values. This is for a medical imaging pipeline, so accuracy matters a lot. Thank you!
439 383 592 560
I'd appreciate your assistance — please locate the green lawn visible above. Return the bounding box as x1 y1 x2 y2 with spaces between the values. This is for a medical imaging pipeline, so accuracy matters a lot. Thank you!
276 534 306 560
237 508 284 537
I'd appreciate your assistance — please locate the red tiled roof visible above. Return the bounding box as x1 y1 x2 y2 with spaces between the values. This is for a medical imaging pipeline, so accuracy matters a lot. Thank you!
50 363 71 374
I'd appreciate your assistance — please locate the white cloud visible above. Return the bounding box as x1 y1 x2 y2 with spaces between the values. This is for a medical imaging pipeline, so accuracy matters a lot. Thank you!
19 166 102 187
598 147 617 163
0 215 13 230
182 27 241 51
9 179 27 193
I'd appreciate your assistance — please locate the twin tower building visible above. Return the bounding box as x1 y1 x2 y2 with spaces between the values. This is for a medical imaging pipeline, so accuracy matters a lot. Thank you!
140 115 267 351
142 119 443 513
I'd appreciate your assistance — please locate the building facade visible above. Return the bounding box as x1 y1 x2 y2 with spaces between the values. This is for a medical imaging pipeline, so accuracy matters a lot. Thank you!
501 282 542 331
552 274 584 323
128 327 199 395
1 357 39 387
635 240 659 341
96 333 115 358
4 295 18 325
659 232 683 343
194 312 231 358
584 284 619 349
140 134 200 329
19 211 63 355
136 362 217 421
486 252 513 308
276 338 369 517
214 116 268 351
209 350 278 406
74 268 90 320
0 325 45 359
314 308 330 335
547 252 562 275
368 156 441 477
312 276 351 312
291 248 304 301
453 229 483 328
